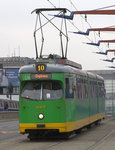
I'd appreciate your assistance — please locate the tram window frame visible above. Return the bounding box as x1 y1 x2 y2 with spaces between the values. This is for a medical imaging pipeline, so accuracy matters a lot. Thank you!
77 78 83 100
90 80 97 99
76 78 78 100
83 79 88 99
76 77 88 100
21 80 63 101
98 82 105 98
65 77 74 100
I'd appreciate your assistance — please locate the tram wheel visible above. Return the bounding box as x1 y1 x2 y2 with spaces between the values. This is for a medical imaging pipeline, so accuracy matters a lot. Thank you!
28 133 38 141
61 132 71 139
95 120 101 126
87 124 91 129
75 129 82 134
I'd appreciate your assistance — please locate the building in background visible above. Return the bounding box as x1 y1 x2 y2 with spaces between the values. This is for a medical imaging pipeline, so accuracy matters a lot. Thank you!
89 70 115 116
0 57 114 116
0 57 35 100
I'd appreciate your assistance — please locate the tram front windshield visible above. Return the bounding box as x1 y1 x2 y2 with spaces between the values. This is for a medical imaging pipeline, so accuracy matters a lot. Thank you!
21 81 63 100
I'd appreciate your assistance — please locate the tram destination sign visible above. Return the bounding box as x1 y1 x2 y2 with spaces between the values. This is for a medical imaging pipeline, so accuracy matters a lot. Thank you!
36 64 46 72
31 74 52 80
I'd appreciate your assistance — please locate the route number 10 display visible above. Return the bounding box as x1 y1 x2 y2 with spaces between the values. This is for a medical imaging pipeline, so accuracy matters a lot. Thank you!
36 64 46 72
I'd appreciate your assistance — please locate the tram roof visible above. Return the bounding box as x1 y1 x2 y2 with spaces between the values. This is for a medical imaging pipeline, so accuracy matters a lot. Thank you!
19 63 84 75
19 63 104 81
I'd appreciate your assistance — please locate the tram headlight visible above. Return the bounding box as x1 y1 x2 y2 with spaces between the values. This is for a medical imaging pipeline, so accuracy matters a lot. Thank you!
38 113 44 120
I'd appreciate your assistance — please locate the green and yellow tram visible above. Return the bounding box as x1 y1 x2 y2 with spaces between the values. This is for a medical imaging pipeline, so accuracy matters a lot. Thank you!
19 55 105 139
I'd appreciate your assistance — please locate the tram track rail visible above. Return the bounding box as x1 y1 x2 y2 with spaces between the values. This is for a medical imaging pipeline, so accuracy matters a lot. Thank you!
40 129 115 150
36 117 115 150
0 117 114 150
87 128 115 150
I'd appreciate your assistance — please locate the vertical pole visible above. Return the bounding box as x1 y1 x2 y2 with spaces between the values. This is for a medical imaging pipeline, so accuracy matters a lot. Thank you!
112 78 114 116
64 18 69 58
34 14 39 59
10 94 11 101
38 13 44 58
60 17 64 58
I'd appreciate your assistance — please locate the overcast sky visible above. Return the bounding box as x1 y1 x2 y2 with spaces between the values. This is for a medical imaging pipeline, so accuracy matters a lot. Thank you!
0 0 115 70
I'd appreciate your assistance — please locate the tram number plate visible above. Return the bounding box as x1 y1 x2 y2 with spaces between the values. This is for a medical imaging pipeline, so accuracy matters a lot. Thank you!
37 124 45 128
36 64 46 72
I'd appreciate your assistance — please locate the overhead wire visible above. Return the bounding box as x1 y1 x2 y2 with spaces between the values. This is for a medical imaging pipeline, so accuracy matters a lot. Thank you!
93 4 115 10
46 0 110 46
68 0 103 52
47 0 98 42
68 0 115 59
67 2 115 66
46 0 115 66
46 0 103 53
47 0 56 8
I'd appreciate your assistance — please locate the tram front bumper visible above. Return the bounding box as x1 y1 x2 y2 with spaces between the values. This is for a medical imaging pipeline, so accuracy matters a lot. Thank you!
19 123 68 133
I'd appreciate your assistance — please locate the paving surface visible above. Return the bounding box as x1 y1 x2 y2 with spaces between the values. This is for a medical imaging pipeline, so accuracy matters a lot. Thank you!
0 117 115 150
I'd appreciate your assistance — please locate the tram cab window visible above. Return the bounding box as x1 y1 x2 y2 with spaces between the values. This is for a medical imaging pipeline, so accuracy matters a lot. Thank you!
21 80 63 100
65 78 74 99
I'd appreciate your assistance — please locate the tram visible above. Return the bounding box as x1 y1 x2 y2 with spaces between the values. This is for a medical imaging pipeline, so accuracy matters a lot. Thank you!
19 8 105 139
19 55 105 139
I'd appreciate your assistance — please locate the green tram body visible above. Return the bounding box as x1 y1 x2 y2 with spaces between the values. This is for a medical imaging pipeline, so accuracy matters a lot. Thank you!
19 61 105 136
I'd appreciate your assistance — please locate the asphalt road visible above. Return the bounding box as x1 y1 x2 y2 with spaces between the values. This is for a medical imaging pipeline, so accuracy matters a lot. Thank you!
0 120 19 141
0 117 115 150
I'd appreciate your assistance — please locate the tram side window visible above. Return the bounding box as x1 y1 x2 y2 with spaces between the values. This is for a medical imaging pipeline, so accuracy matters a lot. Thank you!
76 78 88 100
98 82 105 98
65 78 74 99
77 79 83 100
83 80 88 99
90 81 97 99
76 78 78 100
